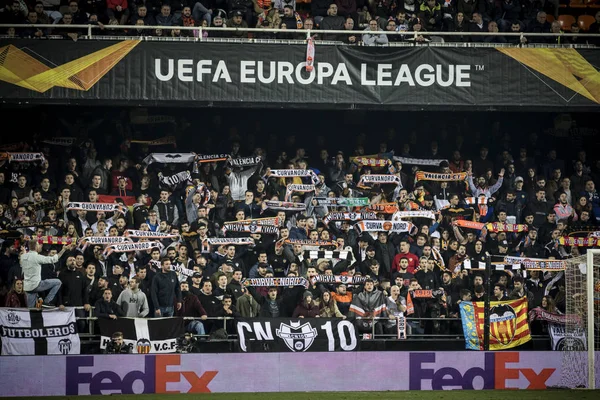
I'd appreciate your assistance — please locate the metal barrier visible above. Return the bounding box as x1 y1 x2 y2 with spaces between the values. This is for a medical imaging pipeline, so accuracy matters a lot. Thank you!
1 23 599 46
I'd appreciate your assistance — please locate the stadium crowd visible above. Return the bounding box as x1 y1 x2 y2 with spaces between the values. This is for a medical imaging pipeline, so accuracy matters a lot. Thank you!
0 0 599 44
0 111 597 340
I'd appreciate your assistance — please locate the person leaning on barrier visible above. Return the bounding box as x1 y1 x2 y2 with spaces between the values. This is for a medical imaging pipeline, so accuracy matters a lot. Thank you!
104 332 132 354
95 288 124 319
21 240 74 308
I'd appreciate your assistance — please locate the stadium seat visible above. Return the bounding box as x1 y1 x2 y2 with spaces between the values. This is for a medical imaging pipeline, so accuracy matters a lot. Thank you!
546 14 555 22
569 0 587 7
558 14 576 30
586 0 600 7
578 14 595 30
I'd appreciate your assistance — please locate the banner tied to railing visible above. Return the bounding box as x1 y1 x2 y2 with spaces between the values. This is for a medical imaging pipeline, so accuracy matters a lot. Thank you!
503 256 566 270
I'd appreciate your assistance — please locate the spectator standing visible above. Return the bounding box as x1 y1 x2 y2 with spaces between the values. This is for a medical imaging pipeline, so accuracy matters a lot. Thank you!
151 258 182 317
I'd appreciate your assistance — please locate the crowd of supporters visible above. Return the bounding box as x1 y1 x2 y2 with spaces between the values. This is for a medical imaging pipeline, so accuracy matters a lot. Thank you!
1 0 599 43
0 109 597 341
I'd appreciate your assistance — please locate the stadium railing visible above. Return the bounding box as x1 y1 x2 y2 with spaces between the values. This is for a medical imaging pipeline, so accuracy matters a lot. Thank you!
1 23 600 47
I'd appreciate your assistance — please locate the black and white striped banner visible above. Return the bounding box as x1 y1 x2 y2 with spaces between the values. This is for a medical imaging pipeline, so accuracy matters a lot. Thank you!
0 308 80 355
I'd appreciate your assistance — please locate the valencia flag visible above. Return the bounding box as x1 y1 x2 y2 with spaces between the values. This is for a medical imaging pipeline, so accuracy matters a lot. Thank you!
459 297 531 350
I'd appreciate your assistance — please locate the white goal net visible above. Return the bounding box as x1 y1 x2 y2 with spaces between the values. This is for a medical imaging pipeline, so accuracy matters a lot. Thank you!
561 252 600 389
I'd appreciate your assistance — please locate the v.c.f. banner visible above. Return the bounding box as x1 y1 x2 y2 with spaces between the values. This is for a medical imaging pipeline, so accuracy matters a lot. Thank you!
459 297 531 351
0 40 599 110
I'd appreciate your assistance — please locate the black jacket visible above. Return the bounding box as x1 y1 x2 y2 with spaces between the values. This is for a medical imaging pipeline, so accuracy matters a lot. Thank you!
154 200 178 225
150 271 182 309
94 299 124 318
59 268 90 306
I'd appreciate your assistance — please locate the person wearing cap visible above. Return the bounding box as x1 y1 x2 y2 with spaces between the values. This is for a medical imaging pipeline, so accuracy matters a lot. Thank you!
226 9 249 37
357 245 375 275
292 291 320 318
190 271 203 297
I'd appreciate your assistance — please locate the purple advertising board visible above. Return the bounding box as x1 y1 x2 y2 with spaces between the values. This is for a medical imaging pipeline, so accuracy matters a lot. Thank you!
0 351 598 396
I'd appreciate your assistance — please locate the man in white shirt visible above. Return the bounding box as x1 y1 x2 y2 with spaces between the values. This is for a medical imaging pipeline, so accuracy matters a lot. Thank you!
21 239 74 308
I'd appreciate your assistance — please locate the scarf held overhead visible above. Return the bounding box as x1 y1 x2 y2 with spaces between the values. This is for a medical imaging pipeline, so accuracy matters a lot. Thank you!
355 220 415 234
415 171 468 182
313 197 370 207
323 212 377 226
242 277 308 287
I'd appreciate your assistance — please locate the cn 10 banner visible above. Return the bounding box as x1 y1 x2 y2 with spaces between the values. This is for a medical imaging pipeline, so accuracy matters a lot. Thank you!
0 40 599 109
236 318 358 352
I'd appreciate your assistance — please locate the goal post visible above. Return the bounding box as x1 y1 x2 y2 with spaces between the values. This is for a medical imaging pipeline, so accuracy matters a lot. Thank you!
586 250 597 390
562 251 599 389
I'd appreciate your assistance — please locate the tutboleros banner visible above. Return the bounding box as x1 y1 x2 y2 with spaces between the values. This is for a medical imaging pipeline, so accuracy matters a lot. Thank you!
1 40 599 109
237 318 358 352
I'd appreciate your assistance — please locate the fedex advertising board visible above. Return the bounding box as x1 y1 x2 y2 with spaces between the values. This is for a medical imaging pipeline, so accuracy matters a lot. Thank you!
0 352 597 396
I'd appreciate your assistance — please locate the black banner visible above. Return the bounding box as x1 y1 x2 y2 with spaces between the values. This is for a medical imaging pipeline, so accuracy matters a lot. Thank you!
236 318 358 352
1 40 599 110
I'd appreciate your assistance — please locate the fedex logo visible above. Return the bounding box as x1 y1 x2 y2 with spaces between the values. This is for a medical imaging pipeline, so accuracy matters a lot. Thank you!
66 355 218 395
409 352 555 390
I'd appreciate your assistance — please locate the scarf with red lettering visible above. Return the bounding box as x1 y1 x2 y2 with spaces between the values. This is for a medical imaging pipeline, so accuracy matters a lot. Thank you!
557 236 600 247
366 203 399 214
528 307 581 325
415 171 468 182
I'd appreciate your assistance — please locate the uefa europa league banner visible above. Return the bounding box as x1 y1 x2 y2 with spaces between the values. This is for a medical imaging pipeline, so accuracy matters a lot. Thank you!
236 318 359 352
1 40 599 109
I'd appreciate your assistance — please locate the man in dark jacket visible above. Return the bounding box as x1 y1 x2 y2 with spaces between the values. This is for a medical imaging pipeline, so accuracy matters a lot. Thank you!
94 288 124 319
526 189 551 228
468 12 486 42
151 258 182 317
59 256 91 331
153 190 179 226
177 282 208 335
